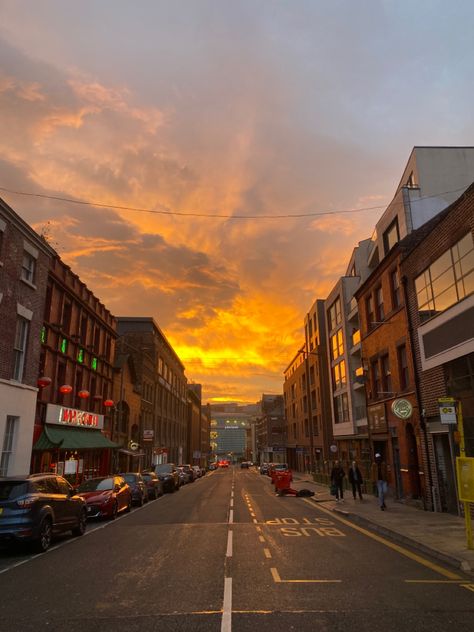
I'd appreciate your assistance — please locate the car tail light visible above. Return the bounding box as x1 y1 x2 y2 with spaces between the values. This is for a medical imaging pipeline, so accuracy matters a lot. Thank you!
17 495 38 507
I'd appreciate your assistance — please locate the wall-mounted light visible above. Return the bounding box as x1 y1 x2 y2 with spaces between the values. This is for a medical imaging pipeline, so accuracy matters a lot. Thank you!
59 384 73 394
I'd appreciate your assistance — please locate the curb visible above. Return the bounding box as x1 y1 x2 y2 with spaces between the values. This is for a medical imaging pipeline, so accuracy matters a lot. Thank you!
327 504 473 573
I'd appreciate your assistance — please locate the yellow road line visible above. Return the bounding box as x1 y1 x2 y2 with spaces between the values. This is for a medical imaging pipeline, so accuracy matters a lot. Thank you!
263 548 272 558
270 567 341 584
259 536 266 543
302 498 461 580
405 580 464 584
461 583 474 593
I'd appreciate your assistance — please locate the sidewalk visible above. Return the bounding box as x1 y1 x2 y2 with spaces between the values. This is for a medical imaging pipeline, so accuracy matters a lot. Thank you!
291 471 474 573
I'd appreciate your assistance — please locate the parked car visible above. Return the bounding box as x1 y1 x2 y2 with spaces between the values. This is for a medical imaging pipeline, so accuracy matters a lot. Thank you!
154 463 180 493
240 461 250 469
141 472 164 500
119 473 148 506
208 463 217 471
179 464 196 482
76 476 131 519
192 466 203 478
177 468 188 486
177 466 193 484
0 474 87 552
259 463 270 475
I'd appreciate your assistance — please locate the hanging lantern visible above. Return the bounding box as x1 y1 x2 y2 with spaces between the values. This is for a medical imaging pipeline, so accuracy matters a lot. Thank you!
78 390 90 399
103 399 114 408
37 376 52 388
59 384 73 394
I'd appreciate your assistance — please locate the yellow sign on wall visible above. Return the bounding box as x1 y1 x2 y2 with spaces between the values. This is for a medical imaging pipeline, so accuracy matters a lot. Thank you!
456 457 474 502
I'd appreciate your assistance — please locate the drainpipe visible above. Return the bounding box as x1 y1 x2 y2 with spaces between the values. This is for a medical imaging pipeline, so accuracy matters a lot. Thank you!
401 274 435 511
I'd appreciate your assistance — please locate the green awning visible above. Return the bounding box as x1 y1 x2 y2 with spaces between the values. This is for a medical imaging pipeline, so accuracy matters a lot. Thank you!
33 425 118 450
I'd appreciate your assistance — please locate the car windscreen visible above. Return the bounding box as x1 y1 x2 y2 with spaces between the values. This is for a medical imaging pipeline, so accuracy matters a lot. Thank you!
78 478 114 492
155 465 172 474
0 481 29 501
122 475 137 484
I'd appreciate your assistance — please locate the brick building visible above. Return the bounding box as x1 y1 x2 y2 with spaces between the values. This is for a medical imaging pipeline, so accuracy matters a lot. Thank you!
187 383 203 466
0 198 54 476
400 183 474 513
284 347 307 471
116 317 188 466
356 245 424 504
257 394 286 464
112 352 143 471
32 254 118 481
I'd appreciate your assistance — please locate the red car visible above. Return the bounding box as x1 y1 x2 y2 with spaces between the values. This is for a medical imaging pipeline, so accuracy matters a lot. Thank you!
76 476 131 520
218 460 230 468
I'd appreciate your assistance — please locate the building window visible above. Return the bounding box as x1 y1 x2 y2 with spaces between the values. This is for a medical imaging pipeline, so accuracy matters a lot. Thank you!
381 354 392 395
371 361 381 400
332 360 346 390
328 297 342 331
12 318 29 381
398 345 409 390
375 286 384 321
390 268 401 309
21 250 36 284
415 232 474 321
366 295 375 330
334 393 349 424
0 416 18 476
331 329 344 360
383 218 400 256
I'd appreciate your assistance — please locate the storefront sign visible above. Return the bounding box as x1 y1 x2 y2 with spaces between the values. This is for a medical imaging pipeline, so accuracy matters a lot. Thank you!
368 403 387 433
46 404 104 429
439 398 457 424
391 399 413 420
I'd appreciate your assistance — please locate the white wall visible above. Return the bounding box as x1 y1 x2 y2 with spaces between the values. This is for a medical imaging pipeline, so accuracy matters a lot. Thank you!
0 380 37 476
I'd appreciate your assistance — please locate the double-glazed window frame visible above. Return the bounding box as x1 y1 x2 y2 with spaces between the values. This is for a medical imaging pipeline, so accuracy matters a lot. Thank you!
415 232 474 322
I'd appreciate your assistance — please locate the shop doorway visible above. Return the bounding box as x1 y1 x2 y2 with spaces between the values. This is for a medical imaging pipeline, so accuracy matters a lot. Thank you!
433 432 458 513
406 423 421 498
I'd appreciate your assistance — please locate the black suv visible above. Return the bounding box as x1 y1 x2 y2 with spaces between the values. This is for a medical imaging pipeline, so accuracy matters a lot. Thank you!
0 474 87 552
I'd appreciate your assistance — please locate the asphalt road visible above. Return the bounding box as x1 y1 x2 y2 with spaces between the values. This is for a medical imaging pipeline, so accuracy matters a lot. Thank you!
0 466 473 632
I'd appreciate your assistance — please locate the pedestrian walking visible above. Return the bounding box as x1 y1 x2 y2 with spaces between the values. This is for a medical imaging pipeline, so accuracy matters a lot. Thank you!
330 460 345 502
371 453 388 510
348 460 363 500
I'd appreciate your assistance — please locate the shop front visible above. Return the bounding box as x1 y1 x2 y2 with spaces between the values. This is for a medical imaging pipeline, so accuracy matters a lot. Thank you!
32 403 118 485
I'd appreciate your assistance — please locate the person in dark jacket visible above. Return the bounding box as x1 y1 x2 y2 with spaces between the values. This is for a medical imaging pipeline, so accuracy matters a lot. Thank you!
330 460 346 502
371 453 388 510
348 460 363 500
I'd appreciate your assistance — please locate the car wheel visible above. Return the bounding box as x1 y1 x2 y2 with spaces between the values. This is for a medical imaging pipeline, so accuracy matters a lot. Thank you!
138 493 144 506
72 510 87 536
33 517 53 552
111 501 118 520
125 498 132 513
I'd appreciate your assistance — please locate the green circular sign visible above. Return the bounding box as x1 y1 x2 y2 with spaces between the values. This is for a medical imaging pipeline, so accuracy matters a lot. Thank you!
391 399 413 419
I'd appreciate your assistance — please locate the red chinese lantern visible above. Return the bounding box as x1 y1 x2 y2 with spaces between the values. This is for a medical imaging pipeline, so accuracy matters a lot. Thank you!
37 376 52 388
59 384 73 394
78 390 90 399
103 399 114 408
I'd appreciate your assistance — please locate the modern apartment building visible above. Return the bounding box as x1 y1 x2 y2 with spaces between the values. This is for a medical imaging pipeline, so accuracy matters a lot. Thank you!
324 240 372 464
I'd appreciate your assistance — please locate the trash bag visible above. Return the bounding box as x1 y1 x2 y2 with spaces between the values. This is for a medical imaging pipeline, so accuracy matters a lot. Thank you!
296 489 315 497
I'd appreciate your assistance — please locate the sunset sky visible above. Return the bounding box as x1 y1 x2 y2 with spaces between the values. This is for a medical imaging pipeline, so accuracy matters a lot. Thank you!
1 1 474 403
